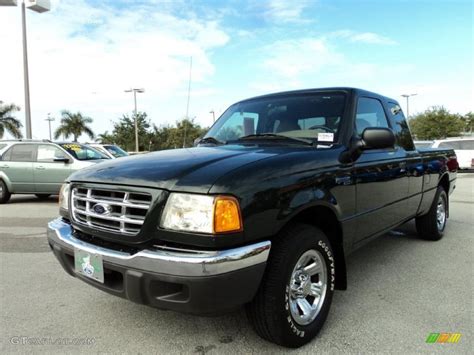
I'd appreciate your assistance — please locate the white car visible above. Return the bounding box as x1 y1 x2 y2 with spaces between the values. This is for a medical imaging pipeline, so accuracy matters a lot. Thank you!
432 137 474 169
87 143 129 159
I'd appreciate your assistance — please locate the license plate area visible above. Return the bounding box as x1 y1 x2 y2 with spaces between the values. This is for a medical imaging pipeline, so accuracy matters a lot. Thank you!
74 248 104 283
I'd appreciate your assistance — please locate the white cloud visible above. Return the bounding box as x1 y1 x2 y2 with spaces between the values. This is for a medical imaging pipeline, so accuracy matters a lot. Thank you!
331 30 397 45
251 36 472 115
262 38 343 80
0 0 229 139
261 0 313 23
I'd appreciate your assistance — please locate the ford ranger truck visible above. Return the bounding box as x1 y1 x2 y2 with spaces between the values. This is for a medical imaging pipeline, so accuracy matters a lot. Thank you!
47 88 457 348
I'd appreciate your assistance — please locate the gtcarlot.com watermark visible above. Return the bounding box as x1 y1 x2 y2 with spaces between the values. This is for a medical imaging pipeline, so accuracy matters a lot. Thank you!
10 336 96 346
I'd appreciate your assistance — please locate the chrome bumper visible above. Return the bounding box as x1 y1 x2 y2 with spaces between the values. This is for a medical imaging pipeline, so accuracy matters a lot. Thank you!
47 218 271 277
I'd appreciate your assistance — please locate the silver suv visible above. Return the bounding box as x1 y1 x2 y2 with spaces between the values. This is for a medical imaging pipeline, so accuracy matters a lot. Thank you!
0 140 108 203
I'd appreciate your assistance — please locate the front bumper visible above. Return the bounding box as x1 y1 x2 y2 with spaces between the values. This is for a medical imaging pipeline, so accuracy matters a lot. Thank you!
47 218 271 314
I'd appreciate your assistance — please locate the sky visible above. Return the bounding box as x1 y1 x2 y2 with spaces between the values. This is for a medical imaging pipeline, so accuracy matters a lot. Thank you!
0 0 472 141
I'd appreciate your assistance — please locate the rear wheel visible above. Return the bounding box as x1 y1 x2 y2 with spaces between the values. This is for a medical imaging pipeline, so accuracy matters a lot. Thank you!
247 223 335 348
0 180 11 204
35 194 51 200
416 186 448 241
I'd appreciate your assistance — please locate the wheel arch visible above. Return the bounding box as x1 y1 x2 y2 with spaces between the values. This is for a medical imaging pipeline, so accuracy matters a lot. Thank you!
276 205 347 290
0 172 12 191
438 173 450 216
438 172 449 194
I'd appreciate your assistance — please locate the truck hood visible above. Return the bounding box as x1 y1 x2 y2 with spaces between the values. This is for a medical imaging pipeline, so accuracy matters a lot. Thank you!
68 146 288 193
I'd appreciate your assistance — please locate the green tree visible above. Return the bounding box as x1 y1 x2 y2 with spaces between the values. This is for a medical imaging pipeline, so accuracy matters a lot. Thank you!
463 112 473 134
97 131 115 144
409 106 465 140
54 111 94 142
150 118 208 150
0 103 23 139
110 113 152 152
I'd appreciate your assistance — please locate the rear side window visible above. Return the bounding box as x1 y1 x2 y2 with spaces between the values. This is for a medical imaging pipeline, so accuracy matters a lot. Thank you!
459 140 474 150
37 145 68 162
356 97 390 135
439 141 461 149
387 102 415 151
4 144 37 162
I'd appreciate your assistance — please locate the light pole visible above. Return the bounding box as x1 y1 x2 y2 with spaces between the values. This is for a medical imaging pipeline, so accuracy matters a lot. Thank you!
401 93 417 119
125 88 145 152
209 110 215 123
45 113 54 140
1 0 51 138
17 0 50 138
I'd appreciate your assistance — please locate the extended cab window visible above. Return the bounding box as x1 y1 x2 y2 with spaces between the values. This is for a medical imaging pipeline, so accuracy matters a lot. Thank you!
356 97 389 135
37 145 68 162
387 102 415 151
4 144 36 162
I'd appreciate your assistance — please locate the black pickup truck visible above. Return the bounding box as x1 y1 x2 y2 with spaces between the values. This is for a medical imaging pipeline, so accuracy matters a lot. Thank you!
47 87 458 348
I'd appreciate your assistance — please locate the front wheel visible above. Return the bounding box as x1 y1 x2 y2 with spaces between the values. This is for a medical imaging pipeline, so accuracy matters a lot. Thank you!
247 224 335 348
416 186 448 241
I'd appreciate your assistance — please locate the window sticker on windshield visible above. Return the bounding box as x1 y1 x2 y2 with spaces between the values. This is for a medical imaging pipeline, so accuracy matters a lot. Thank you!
62 144 82 151
318 133 334 142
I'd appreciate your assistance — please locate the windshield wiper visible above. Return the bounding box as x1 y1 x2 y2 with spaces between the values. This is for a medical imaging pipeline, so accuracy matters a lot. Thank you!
235 134 314 146
197 136 226 145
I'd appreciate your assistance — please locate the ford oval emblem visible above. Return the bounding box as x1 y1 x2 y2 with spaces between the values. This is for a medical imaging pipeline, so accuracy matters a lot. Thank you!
92 203 112 215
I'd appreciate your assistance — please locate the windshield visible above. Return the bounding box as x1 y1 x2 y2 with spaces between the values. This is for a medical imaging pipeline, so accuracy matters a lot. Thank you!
59 143 109 160
104 145 128 157
205 93 346 144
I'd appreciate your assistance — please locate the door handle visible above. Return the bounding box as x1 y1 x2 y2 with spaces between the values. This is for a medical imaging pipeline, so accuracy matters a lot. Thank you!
1 165 9 168
36 166 46 170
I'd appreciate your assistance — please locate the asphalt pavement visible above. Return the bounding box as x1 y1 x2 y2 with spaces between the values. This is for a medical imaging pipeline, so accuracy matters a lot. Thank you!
1 175 472 354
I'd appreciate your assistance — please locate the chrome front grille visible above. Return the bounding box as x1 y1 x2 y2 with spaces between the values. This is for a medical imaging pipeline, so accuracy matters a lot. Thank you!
71 186 152 235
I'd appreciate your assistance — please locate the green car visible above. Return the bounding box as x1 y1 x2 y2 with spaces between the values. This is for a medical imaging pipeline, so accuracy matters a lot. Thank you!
0 140 108 204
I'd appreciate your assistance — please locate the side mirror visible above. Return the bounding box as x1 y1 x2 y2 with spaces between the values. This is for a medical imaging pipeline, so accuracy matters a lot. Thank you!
193 137 202 147
339 127 396 164
361 128 395 150
54 157 70 163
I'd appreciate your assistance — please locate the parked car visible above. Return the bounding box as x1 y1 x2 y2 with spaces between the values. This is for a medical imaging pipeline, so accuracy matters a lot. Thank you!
86 143 129 159
414 140 434 149
0 140 109 203
430 137 474 169
47 88 457 348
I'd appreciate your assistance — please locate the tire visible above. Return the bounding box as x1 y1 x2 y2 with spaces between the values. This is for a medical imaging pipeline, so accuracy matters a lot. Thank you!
416 186 448 241
247 223 335 348
35 194 51 200
0 180 11 204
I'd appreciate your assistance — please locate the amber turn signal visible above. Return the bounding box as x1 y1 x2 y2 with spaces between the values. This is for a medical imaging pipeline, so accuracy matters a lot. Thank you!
213 196 243 233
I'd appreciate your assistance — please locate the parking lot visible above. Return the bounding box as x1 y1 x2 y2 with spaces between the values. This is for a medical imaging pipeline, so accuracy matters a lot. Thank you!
0 174 472 354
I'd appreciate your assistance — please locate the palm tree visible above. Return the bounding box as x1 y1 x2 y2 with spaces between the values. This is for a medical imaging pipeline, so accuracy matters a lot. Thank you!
0 103 23 139
54 110 94 142
97 131 115 144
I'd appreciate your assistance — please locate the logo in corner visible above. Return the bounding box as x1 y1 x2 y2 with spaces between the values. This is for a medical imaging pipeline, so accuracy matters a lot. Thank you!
426 333 462 344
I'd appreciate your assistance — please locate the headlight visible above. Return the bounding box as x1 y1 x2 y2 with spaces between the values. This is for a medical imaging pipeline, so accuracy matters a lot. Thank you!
160 193 242 234
59 183 70 211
